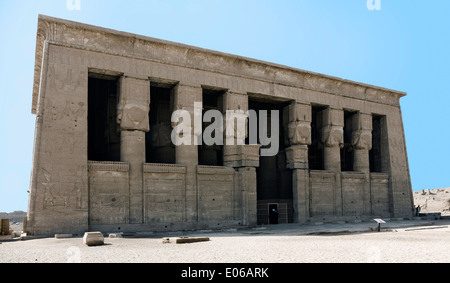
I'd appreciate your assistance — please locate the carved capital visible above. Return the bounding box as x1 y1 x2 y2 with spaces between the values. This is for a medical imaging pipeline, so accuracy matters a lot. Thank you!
321 125 343 147
321 107 344 148
171 83 203 137
117 103 150 131
288 121 311 145
352 128 372 150
351 113 372 150
117 76 150 132
287 102 312 146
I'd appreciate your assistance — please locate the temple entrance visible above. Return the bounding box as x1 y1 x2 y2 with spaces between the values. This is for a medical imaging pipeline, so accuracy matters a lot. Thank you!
248 96 293 225
269 204 279 224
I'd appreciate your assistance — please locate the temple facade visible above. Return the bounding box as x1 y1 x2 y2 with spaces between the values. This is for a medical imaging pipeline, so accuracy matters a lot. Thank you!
27 15 414 235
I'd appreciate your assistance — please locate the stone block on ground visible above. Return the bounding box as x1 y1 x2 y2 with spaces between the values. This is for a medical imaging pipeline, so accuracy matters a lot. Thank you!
108 232 123 238
162 236 210 244
83 232 104 246
55 234 73 239
176 237 210 244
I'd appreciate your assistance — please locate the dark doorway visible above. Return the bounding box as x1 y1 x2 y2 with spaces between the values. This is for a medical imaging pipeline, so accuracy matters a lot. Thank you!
370 114 386 173
341 110 357 171
309 105 327 170
198 88 225 166
88 75 120 162
249 97 293 225
269 204 279 224
146 85 176 164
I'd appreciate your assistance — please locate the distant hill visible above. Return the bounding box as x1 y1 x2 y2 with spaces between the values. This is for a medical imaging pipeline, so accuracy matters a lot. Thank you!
413 188 450 216
0 211 27 223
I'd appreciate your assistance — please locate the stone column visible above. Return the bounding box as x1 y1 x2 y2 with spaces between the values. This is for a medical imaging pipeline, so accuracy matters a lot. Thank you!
172 83 202 222
222 90 260 226
118 75 150 224
352 112 373 215
321 108 344 171
238 165 259 226
286 102 311 223
223 91 250 166
321 107 344 215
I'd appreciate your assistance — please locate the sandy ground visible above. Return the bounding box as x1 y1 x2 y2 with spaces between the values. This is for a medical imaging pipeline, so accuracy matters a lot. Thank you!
1 220 449 263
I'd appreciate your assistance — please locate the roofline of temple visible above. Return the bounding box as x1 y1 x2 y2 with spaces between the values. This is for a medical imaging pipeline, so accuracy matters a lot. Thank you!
32 14 407 114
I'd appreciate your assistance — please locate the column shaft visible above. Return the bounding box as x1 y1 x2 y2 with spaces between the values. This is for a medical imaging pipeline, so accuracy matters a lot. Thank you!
222 91 259 226
286 102 311 223
173 83 202 222
121 130 145 223
352 112 373 215
354 149 370 172
239 167 257 226
118 75 150 224
322 108 344 171
321 107 344 216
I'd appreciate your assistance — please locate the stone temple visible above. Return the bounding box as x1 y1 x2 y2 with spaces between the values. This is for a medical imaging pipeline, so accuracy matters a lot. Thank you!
27 15 414 235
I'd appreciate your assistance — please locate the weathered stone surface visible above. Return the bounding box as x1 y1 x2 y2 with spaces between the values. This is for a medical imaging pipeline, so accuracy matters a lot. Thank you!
83 232 104 246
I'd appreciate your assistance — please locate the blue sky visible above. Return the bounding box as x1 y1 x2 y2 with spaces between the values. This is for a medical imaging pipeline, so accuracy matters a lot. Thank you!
0 0 449 212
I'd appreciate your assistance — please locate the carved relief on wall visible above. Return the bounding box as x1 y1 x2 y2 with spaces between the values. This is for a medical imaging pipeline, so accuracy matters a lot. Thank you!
46 99 86 124
41 168 56 209
47 64 87 93
42 133 74 155
40 166 87 211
